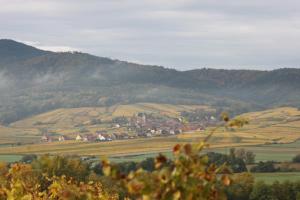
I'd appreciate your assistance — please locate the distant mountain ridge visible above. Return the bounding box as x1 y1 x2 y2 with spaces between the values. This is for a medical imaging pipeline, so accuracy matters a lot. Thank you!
0 39 299 124
0 39 50 64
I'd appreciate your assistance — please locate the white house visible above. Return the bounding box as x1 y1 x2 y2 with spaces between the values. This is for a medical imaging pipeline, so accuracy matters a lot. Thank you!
58 136 65 142
76 134 82 141
97 134 106 141
146 133 152 137
41 135 51 142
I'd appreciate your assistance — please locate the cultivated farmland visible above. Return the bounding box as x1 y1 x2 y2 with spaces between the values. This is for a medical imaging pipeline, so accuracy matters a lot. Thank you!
0 106 300 159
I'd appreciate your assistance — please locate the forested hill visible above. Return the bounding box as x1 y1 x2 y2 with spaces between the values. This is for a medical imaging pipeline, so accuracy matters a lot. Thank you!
0 39 299 124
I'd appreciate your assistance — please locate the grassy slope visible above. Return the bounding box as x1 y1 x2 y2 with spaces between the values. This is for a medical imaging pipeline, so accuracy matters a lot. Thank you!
213 107 300 143
241 107 300 142
0 103 211 144
254 172 300 184
1 106 300 158
109 140 300 163
0 125 40 144
211 141 300 162
11 103 210 129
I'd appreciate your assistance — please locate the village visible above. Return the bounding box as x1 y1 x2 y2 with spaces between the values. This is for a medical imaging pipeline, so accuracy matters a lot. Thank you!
40 111 218 143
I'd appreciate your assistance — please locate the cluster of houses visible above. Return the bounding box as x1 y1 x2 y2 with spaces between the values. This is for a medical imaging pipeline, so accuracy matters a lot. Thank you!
41 132 114 143
127 112 220 137
127 113 198 137
40 112 217 143
41 130 139 143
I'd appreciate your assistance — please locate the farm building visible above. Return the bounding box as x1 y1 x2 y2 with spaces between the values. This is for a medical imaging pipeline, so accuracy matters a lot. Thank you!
97 134 106 141
41 135 51 142
76 134 83 141
58 136 65 142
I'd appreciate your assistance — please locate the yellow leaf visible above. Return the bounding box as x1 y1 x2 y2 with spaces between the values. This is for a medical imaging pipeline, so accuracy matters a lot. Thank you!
142 195 151 200
173 191 181 200
221 175 231 186
102 165 111 176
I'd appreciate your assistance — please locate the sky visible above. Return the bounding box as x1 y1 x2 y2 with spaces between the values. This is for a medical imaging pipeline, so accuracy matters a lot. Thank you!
0 0 300 70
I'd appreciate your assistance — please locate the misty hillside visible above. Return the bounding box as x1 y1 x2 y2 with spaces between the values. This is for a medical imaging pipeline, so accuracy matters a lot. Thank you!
0 39 299 124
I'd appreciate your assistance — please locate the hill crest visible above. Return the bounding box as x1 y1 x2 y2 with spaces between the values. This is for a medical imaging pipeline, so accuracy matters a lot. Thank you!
0 39 300 124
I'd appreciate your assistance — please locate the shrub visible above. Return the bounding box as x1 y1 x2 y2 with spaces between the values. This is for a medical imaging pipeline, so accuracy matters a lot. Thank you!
250 161 279 173
249 180 300 200
21 154 37 163
250 181 275 200
31 155 90 182
90 118 102 125
0 163 117 200
207 152 247 173
112 116 129 125
103 142 232 199
234 148 256 164
225 173 255 200
79 126 89 133
139 157 155 172
292 154 300 163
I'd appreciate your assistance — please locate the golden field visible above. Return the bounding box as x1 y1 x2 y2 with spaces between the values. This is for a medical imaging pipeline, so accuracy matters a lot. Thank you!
0 105 300 157
11 103 210 129
0 103 211 144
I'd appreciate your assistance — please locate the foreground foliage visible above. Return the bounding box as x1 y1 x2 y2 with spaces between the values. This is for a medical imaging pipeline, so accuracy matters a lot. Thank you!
249 181 300 200
100 114 247 200
0 161 118 200
103 142 231 199
0 147 232 199
0 114 248 199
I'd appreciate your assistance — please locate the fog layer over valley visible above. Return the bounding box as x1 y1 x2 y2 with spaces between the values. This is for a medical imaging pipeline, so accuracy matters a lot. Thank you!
0 39 300 124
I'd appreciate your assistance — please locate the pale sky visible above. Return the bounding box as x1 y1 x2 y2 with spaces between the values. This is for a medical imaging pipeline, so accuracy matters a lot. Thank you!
1 0 300 70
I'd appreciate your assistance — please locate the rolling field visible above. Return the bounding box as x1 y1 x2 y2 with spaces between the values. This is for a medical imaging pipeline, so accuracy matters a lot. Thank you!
0 125 40 144
236 107 300 143
11 103 210 129
3 103 212 142
0 128 267 157
0 106 300 160
110 139 300 163
254 172 300 184
0 132 299 162
0 155 23 163
0 134 208 156
210 140 300 162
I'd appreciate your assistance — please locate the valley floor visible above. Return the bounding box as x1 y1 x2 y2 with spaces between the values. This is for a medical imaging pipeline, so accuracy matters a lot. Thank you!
1 106 300 164
0 135 300 162
254 172 300 184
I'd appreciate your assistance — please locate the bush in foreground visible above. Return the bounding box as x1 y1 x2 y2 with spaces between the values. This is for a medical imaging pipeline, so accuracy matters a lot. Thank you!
101 115 247 199
0 161 118 200
250 181 300 200
103 142 232 199
292 154 300 163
